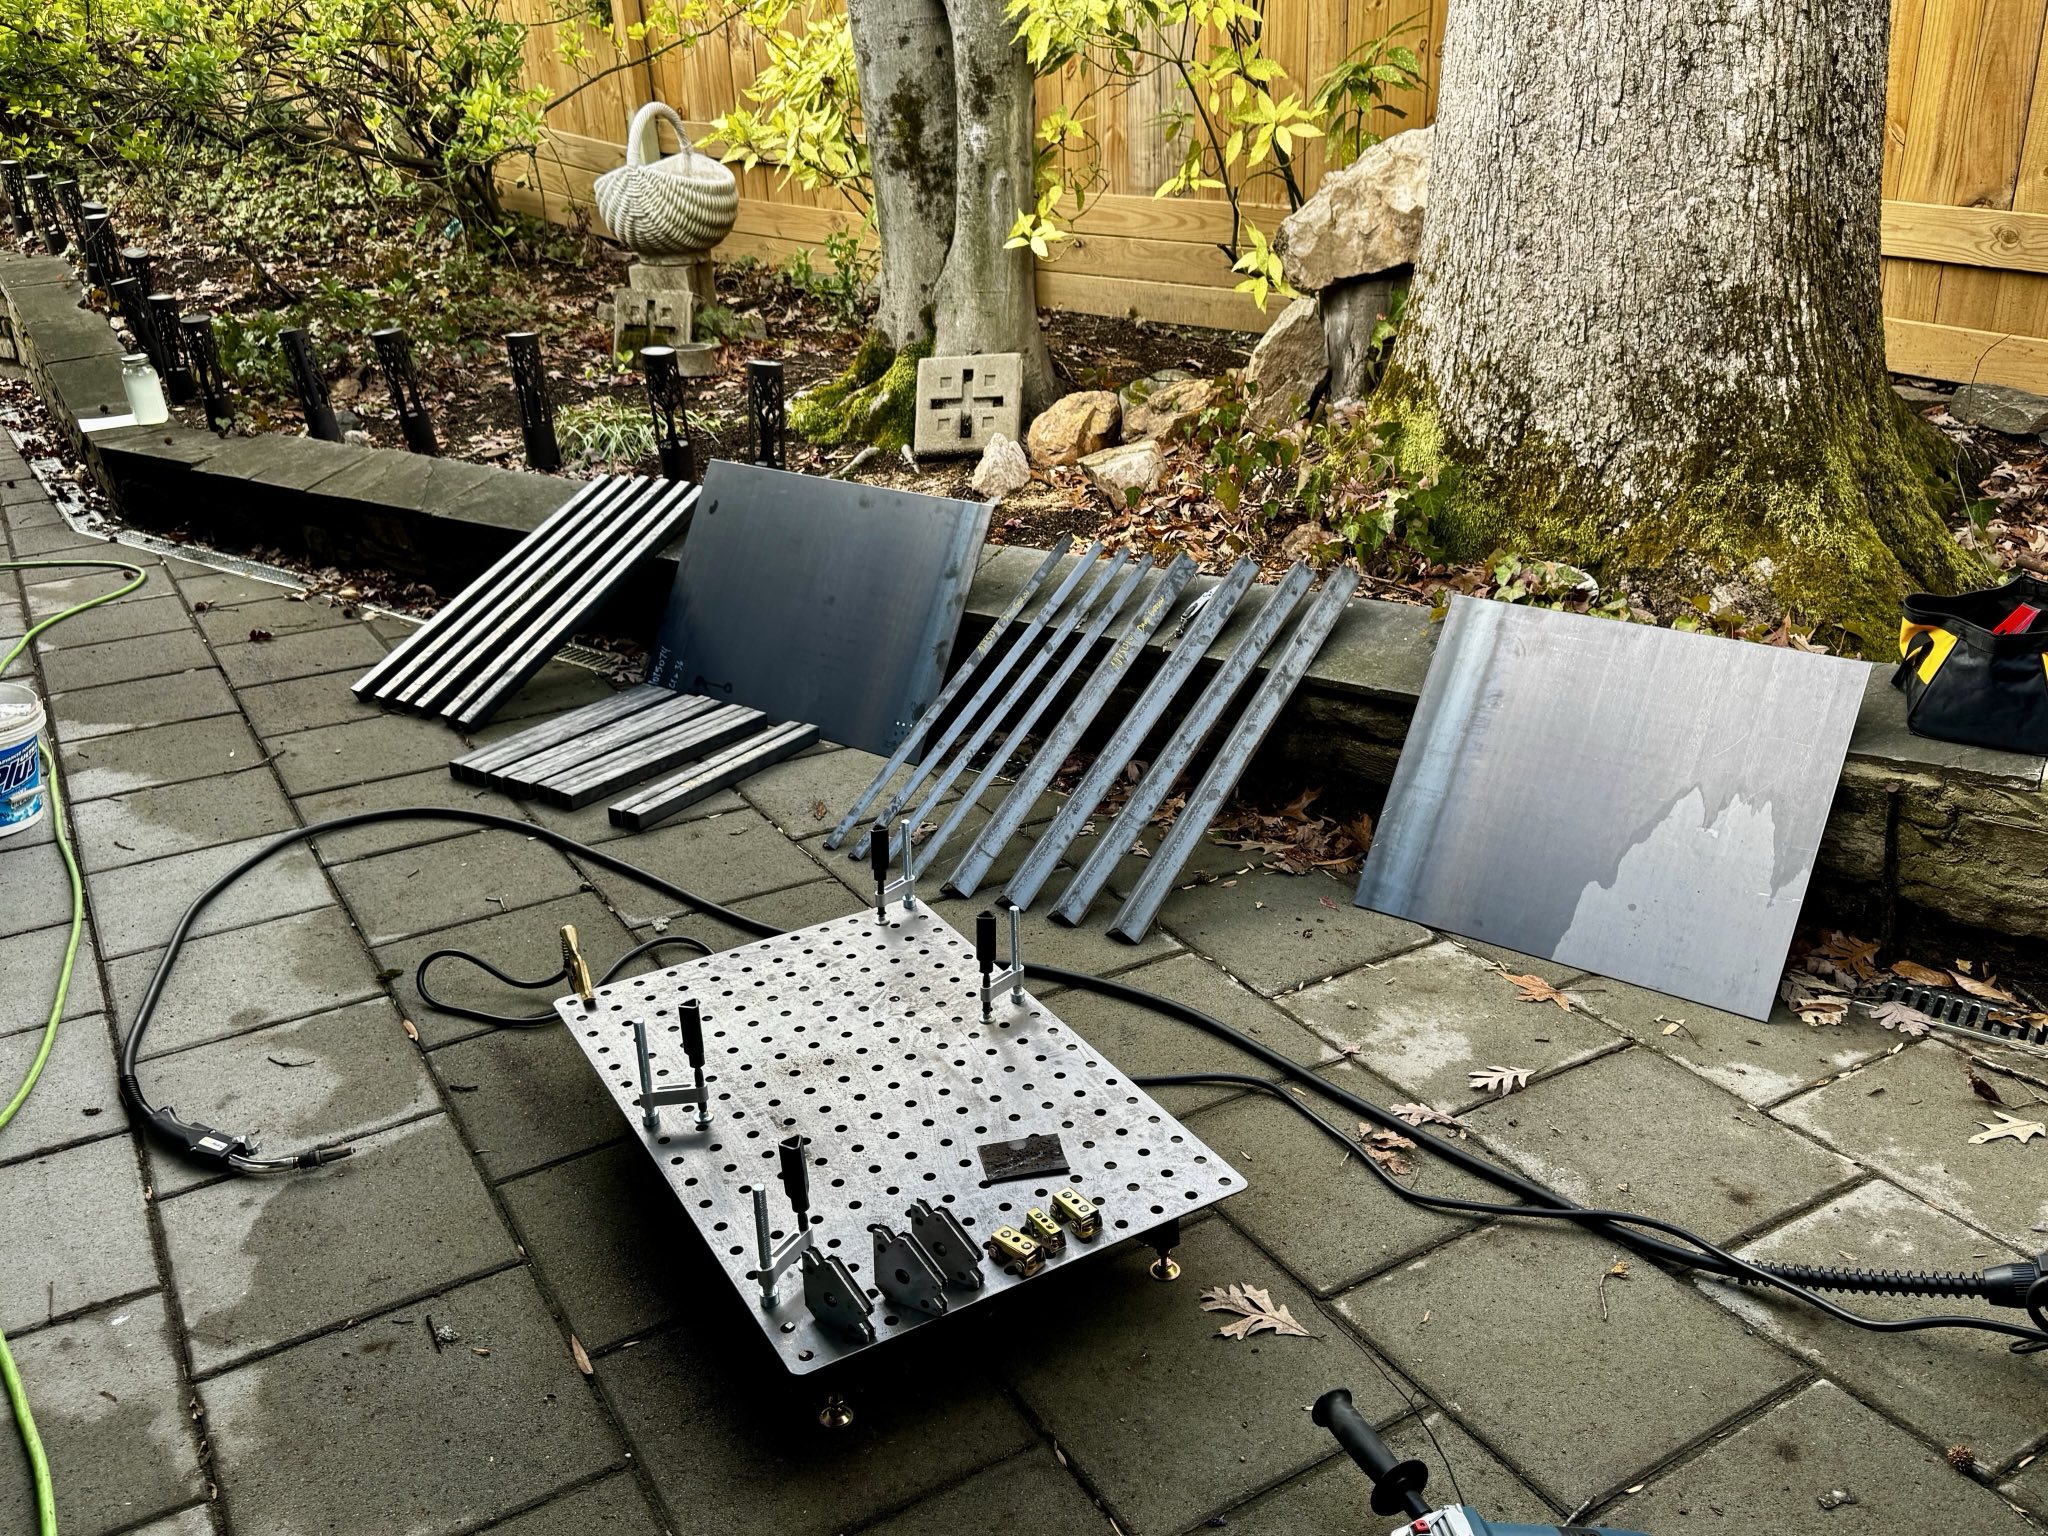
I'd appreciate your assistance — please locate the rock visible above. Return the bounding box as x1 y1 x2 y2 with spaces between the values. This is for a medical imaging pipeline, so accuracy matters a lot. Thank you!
1280 522 1337 562
1276 126 1432 292
1026 389 1122 467
970 433 1033 500
1244 298 1327 427
1119 369 1193 411
1124 377 1216 443
1892 381 1949 407
1080 440 1165 504
1948 383 2048 436
1322 272 1407 404
331 407 363 434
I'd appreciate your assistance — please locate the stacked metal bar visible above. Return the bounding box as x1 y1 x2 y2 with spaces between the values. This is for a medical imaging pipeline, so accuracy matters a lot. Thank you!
353 476 697 730
609 721 820 832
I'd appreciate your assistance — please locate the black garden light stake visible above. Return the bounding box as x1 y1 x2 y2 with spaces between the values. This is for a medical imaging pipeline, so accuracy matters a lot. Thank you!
80 208 118 290
505 331 560 471
180 312 233 432
23 173 64 256
52 178 84 251
120 248 155 300
747 358 786 469
371 327 439 456
640 345 694 482
108 277 158 370
0 161 31 238
280 328 342 442
149 294 194 405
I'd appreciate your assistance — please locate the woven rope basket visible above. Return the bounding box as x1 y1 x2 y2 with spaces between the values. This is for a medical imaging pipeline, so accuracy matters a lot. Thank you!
594 102 739 258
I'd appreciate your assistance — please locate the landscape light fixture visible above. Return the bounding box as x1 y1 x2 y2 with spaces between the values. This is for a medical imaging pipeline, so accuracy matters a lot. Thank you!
119 247 154 299
639 345 694 482
747 357 786 468
0 160 31 237
505 331 561 471
280 328 342 442
22 172 64 256
52 178 84 250
149 295 194 404
371 327 439 455
80 208 118 290
180 312 233 432
107 277 159 371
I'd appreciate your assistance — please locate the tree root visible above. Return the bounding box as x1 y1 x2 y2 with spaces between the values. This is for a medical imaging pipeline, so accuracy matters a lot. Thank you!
789 332 931 451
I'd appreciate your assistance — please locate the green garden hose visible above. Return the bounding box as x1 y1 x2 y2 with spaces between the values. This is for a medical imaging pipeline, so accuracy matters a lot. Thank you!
1 554 150 1536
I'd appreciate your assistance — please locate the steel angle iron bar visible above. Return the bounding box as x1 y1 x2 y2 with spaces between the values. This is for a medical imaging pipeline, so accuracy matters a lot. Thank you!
1050 562 1316 927
847 541 1108 862
913 556 1170 876
354 475 638 702
1000 558 1260 911
610 721 820 832
1107 569 1361 944
531 701 751 798
391 481 688 716
874 551 1136 865
824 535 1075 852
947 553 1203 898
449 685 676 783
447 484 701 729
537 705 766 809
488 694 718 792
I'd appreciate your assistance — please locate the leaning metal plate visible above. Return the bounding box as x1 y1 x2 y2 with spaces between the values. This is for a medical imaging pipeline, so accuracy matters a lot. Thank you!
1355 595 1867 1020
554 898 1243 1375
645 461 992 756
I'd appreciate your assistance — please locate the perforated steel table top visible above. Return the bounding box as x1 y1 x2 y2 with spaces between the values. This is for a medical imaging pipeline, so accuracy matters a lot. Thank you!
554 898 1244 1374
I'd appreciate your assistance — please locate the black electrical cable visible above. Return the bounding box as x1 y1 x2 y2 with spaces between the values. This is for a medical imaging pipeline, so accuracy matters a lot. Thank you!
114 805 2048 1347
415 933 712 1027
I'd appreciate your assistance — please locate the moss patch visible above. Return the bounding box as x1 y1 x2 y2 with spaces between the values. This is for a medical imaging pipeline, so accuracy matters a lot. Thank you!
788 332 930 451
1371 364 1993 651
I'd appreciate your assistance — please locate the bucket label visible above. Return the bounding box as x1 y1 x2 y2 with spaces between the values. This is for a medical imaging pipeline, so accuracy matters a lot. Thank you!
0 734 43 831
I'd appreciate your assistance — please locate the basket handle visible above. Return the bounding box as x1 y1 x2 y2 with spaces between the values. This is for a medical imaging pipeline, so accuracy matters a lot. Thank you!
626 101 696 169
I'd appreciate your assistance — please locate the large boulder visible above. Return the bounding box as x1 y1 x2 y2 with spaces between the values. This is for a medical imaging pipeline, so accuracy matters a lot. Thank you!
1276 127 1432 293
1080 439 1166 504
1124 377 1216 442
1026 389 1122 467
1244 297 1328 426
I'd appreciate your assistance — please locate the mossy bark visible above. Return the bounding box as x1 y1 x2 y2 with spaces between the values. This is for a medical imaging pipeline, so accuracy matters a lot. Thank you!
1381 0 1991 644
788 332 930 450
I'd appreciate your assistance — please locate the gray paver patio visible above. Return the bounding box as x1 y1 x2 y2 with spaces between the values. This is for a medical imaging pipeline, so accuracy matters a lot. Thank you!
4 474 2043 1535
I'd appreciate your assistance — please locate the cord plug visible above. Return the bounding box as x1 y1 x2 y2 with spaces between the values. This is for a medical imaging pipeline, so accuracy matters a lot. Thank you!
1981 1254 2047 1309
149 1107 257 1167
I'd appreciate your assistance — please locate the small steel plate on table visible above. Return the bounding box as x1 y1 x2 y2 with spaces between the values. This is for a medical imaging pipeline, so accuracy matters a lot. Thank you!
554 899 1243 1374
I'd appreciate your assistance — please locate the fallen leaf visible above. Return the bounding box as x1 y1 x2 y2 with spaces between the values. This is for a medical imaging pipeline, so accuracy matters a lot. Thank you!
1199 1283 1313 1340
1890 959 1952 987
1504 972 1573 1011
1389 1102 1468 1131
1781 971 1850 1026
1953 972 2018 1004
810 800 828 821
1468 1065 1532 1097
1966 1068 2006 1106
401 1017 420 1042
1357 1124 1416 1175
1968 1112 2046 1146
570 1334 592 1375
1863 999 1935 1038
247 627 274 642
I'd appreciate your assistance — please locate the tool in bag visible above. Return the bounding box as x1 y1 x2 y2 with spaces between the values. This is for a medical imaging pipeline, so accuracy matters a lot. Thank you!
1893 573 2048 757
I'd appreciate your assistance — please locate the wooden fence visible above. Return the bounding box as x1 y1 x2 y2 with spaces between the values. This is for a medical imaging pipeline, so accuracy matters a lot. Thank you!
503 0 2048 389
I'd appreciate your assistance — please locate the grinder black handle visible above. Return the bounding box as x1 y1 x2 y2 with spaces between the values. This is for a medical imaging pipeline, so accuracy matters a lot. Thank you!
1312 1388 1431 1519
777 1133 811 1219
678 1000 704 1067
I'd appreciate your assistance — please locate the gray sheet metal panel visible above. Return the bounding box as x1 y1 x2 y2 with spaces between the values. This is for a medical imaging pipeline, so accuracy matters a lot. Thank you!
645 462 993 757
412 481 693 716
884 553 1138 867
352 474 619 699
379 477 659 710
823 537 1079 852
913 558 1168 876
552 897 1242 1373
1109 568 1360 945
537 704 767 808
446 485 701 729
1000 558 1260 911
450 685 674 783
1352 595 1868 1020
487 693 717 791
847 542 1109 863
609 721 820 831
1049 562 1315 927
945 555 1200 898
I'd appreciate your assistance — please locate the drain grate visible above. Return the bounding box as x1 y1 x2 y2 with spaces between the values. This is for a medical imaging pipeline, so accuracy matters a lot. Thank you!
1880 979 2048 1052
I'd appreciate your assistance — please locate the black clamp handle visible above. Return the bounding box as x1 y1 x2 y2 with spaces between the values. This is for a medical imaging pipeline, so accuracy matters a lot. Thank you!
1312 1388 1431 1519
778 1133 812 1219
976 909 998 978
678 999 704 1066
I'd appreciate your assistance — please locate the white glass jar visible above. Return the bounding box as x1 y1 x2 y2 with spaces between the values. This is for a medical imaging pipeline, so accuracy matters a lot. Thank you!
120 352 168 426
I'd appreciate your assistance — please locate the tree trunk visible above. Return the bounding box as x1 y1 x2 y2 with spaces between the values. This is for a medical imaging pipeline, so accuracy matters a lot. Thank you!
1382 0 1984 641
846 0 955 348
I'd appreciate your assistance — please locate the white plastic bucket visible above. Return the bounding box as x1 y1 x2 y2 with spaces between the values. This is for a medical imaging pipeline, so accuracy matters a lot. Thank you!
0 681 48 839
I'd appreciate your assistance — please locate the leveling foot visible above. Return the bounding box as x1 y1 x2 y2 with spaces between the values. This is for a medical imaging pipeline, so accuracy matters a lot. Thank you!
817 1395 855 1430
1143 1216 1182 1282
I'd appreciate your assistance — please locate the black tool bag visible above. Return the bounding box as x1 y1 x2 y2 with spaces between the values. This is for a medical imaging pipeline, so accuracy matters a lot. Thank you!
1893 573 2048 756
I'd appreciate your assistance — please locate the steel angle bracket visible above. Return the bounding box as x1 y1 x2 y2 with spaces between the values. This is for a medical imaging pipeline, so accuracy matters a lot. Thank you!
869 1222 952 1316
907 1198 984 1290
802 1248 877 1343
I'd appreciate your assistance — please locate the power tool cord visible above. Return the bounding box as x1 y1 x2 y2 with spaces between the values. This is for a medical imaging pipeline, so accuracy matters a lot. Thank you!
414 934 713 1027
112 805 2048 1349
4 555 152 1536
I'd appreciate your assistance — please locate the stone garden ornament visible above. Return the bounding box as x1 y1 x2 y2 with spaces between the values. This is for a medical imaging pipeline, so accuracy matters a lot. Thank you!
594 102 739 257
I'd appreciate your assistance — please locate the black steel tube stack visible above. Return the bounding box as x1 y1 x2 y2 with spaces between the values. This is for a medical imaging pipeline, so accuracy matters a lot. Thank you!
280 328 342 442
23 173 65 255
505 331 560 471
747 358 786 468
0 161 31 238
640 345 694 482
180 312 233 432
150 295 194 404
371 327 439 455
